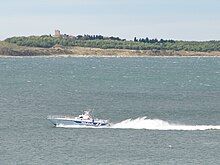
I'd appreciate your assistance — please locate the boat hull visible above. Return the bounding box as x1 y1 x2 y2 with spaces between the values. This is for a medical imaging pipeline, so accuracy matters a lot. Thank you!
47 117 109 127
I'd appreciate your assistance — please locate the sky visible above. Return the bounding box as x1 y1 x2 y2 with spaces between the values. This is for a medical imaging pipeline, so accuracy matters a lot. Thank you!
0 0 220 41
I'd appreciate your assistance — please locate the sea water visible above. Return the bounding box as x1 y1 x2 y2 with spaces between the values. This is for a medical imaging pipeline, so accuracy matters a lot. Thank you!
0 57 220 164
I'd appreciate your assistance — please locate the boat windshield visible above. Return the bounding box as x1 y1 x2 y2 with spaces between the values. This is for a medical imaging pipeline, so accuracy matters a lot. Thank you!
78 111 92 119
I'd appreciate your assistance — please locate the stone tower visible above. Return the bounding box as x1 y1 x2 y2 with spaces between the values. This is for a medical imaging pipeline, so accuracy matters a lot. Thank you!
54 30 61 37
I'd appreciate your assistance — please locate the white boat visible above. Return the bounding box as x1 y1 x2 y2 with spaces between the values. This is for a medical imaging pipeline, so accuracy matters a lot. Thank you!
47 111 109 127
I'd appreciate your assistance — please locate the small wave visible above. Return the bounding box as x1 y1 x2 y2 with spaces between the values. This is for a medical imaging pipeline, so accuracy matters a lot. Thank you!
110 117 220 130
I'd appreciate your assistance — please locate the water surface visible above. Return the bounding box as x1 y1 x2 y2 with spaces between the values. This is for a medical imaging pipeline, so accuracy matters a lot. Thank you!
0 57 220 164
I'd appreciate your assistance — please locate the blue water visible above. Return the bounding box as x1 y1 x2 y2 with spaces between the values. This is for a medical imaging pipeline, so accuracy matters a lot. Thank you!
0 57 220 164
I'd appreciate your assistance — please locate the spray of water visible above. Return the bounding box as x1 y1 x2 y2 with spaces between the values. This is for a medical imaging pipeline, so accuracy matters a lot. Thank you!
110 117 220 130
56 116 220 130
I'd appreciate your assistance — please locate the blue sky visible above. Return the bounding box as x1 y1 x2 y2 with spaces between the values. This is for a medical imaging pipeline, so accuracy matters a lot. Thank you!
0 0 220 40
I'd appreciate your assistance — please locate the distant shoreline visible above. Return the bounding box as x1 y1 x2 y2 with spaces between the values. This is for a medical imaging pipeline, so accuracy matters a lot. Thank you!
0 50 220 57
1 41 220 57
1 54 220 58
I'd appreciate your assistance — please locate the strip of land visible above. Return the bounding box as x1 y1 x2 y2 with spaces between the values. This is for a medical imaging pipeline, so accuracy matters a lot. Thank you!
1 33 220 57
0 41 219 57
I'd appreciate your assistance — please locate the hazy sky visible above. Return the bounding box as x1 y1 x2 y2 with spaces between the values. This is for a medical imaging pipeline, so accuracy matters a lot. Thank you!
1 0 220 41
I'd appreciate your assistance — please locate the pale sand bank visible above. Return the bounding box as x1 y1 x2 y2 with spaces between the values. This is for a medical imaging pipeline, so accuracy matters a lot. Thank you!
1 45 220 57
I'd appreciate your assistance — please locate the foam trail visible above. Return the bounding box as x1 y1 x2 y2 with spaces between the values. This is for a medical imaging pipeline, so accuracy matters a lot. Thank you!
55 117 220 130
110 117 220 130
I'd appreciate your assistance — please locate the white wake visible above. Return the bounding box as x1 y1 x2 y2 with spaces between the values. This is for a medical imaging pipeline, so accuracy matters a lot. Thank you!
55 117 220 131
110 117 220 130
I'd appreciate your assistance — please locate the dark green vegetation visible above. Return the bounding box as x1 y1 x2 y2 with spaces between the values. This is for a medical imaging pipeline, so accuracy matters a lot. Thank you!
5 35 220 52
0 41 72 56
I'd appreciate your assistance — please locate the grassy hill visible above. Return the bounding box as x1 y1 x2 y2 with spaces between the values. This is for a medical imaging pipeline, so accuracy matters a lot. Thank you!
1 35 220 56
5 35 220 52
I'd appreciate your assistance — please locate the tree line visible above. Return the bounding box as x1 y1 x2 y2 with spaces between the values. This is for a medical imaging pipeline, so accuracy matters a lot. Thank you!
134 37 175 44
75 34 125 41
5 35 220 52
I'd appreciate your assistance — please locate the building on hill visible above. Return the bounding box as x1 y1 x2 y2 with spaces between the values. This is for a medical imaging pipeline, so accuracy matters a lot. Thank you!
54 30 76 39
54 30 61 37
